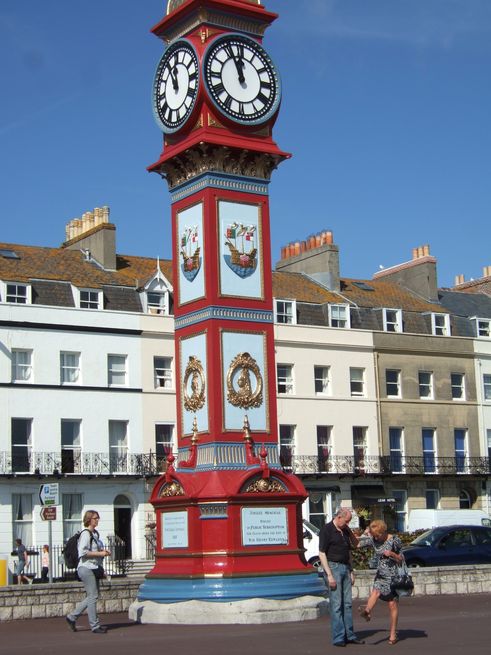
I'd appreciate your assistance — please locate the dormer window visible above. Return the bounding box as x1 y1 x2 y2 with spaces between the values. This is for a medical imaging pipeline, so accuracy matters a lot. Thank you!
329 303 350 328
4 282 30 304
431 313 451 336
147 291 168 315
472 317 490 338
79 289 101 309
274 299 296 324
383 308 402 332
141 265 173 315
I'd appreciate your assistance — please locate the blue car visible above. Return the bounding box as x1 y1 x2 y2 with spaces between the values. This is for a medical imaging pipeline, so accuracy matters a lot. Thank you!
402 525 491 567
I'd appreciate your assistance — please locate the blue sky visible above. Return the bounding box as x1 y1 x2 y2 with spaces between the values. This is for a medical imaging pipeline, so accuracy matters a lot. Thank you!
1 0 490 288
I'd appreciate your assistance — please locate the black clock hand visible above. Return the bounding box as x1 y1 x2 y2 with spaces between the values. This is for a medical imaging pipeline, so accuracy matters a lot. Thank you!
169 65 179 91
225 44 245 83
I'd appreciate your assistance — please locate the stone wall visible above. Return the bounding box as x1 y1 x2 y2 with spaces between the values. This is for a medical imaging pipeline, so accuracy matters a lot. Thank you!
1 565 490 621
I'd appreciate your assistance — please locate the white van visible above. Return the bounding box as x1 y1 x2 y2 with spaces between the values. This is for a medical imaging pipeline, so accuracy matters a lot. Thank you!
302 519 322 571
407 509 491 532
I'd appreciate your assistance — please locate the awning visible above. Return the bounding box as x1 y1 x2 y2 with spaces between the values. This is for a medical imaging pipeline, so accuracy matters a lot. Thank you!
351 485 390 505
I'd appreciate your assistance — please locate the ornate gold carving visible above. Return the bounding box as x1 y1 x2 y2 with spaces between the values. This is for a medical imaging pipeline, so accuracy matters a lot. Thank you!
208 114 225 129
159 481 185 497
244 477 286 494
155 144 285 189
183 355 206 412
227 352 263 409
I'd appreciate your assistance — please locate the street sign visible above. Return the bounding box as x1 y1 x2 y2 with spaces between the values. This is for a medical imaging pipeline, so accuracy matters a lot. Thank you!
40 507 57 521
39 483 59 507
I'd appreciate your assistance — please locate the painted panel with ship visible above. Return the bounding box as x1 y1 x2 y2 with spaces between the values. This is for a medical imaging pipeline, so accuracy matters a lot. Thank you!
180 225 201 282
177 202 205 306
218 200 263 299
224 223 257 278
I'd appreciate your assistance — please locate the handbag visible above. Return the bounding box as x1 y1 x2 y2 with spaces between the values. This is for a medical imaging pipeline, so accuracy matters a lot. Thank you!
391 557 414 596
93 565 105 580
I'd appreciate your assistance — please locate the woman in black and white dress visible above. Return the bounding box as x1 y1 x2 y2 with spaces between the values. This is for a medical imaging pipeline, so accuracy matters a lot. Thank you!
357 520 403 644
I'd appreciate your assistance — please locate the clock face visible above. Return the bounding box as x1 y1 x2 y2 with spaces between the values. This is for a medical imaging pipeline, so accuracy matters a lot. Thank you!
203 34 281 126
153 40 199 133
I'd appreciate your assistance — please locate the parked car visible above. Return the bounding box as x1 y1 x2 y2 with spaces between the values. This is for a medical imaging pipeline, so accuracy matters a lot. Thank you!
402 525 491 567
302 519 322 572
407 509 491 532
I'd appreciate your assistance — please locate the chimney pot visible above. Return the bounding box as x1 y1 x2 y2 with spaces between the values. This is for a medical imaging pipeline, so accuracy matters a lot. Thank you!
300 240 307 253
294 241 301 256
412 247 418 260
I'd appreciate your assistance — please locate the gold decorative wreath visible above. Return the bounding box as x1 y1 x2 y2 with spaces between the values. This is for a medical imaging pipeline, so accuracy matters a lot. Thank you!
226 352 263 409
244 477 286 494
183 355 206 412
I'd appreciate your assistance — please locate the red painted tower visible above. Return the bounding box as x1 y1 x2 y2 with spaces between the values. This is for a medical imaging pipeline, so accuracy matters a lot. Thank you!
131 0 325 622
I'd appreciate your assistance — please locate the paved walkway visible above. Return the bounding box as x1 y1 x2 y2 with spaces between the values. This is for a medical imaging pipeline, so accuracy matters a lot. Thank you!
1 594 490 655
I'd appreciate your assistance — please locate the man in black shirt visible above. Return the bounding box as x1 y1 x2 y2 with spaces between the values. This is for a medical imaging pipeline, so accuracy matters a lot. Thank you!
319 508 364 647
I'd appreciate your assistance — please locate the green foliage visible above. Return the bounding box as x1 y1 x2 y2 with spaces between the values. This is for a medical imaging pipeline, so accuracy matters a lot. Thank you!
352 531 426 570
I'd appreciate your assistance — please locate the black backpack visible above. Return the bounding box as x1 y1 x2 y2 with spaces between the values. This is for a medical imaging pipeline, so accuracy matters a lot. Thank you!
63 529 91 568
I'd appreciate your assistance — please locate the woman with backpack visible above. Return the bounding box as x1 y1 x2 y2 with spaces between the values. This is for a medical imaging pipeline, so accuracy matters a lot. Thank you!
65 510 111 634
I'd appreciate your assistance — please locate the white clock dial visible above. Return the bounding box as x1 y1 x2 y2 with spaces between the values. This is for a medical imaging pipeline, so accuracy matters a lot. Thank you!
204 35 280 125
153 40 199 133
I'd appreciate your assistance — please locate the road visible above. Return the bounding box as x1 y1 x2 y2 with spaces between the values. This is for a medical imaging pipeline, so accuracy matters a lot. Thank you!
1 593 490 655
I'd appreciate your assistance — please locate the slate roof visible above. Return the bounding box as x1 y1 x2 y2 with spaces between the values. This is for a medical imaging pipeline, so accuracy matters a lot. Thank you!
0 242 173 312
0 240 483 339
439 290 491 319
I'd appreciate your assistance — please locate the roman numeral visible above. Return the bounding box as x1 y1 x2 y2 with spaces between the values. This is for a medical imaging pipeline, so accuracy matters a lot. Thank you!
256 92 269 106
213 82 226 96
260 80 272 91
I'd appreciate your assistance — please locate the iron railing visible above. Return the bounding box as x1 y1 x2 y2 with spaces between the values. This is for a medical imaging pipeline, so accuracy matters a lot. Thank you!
0 451 171 477
11 539 130 582
283 455 490 476
2 451 489 477
145 532 156 560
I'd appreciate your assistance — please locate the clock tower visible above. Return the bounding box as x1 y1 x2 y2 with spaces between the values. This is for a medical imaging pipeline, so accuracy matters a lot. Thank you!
130 0 326 623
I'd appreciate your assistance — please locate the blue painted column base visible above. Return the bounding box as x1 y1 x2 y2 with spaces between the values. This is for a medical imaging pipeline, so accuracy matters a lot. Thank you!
138 572 326 603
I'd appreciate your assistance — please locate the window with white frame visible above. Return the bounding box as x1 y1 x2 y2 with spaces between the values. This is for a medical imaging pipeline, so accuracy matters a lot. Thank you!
11 418 32 473
314 366 330 395
308 491 332 532
317 425 332 471
79 289 101 309
277 364 294 394
431 313 450 336
425 488 440 509
12 493 33 545
279 424 295 468
419 371 433 399
329 304 350 328
109 420 128 472
147 291 168 315
353 426 367 471
386 369 401 397
422 428 437 473
451 373 465 400
474 318 490 338
350 367 365 396
155 424 174 467
389 427 404 473
60 351 81 385
484 374 491 401
62 493 83 541
6 282 29 304
487 429 491 460
61 420 81 474
108 354 127 386
454 428 468 473
275 299 296 324
392 490 407 532
154 356 173 389
12 349 32 382
383 308 402 332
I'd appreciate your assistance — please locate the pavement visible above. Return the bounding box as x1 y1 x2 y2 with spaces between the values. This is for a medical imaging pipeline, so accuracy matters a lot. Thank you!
1 594 490 655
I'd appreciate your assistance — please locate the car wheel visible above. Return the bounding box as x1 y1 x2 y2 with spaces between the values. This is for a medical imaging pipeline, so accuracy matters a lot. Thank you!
309 557 323 573
406 560 424 568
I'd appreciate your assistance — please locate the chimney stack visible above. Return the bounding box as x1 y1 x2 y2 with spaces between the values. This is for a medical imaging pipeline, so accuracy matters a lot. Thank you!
483 266 491 278
275 230 339 291
63 205 116 271
454 274 465 286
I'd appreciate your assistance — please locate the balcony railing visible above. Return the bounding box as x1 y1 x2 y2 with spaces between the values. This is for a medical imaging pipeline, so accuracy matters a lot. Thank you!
284 455 490 476
2 451 489 477
0 451 171 477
